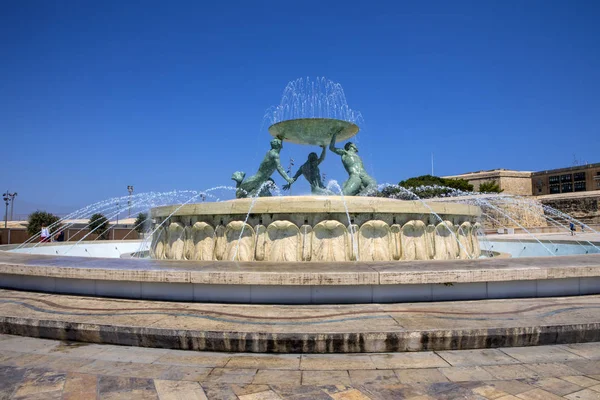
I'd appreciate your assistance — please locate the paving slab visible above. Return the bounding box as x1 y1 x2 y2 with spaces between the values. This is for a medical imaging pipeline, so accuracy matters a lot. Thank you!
524 362 584 377
563 342 600 359
436 348 520 367
530 377 583 396
1 336 600 399
439 366 495 382
482 364 541 380
562 375 600 388
500 345 586 363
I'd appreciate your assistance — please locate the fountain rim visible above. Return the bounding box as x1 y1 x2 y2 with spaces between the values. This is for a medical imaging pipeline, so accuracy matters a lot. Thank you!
150 195 481 218
268 117 359 145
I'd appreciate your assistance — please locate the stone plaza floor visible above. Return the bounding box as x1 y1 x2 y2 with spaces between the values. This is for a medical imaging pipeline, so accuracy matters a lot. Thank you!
0 334 599 399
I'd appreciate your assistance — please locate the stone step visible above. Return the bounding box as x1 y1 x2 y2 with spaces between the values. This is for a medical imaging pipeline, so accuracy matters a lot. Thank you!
0 289 599 353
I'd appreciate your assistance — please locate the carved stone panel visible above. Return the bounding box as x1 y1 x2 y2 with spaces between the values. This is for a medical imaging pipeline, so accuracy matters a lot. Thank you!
471 222 482 258
214 224 226 261
312 220 349 262
223 221 255 261
166 222 185 260
300 224 313 261
265 220 301 262
254 224 267 261
191 222 215 261
348 223 359 261
390 224 402 261
358 220 391 261
434 221 458 260
458 221 473 259
150 226 166 260
401 220 428 260
425 224 436 259
183 226 194 260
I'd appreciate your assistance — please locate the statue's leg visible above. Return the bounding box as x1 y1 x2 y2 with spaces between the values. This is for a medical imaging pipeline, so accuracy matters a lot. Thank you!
358 174 378 196
342 175 362 196
242 175 266 197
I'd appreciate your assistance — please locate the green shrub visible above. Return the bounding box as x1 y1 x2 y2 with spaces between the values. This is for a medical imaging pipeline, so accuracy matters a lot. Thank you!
26 210 61 236
134 212 149 234
479 180 503 193
89 213 110 240
392 175 474 199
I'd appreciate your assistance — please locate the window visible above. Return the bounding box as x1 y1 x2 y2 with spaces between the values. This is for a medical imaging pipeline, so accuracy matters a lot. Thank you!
562 183 573 192
549 175 560 184
550 185 560 194
561 174 572 182
574 181 586 192
574 172 586 181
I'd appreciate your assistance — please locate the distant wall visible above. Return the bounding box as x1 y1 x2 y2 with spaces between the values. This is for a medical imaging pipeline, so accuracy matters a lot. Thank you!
537 191 600 225
444 170 533 196
0 228 140 245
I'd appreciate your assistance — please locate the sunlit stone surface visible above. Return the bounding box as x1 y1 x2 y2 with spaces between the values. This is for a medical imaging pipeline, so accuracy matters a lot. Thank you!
151 196 482 262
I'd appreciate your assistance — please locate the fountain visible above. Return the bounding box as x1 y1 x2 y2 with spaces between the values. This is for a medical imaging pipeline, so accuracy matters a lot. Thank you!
149 78 481 262
0 78 598 354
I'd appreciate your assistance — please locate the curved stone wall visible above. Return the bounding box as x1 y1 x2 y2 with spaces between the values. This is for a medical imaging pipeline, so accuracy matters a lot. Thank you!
150 219 482 262
150 197 483 262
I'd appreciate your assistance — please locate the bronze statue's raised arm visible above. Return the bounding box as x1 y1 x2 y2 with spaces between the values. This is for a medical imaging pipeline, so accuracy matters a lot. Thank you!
329 131 345 156
317 144 327 164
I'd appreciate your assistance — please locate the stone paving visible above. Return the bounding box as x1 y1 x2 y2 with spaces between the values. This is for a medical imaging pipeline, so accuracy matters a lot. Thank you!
0 334 600 399
1 290 600 352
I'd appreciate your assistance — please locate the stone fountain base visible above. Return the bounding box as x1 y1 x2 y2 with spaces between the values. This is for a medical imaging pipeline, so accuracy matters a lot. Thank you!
150 196 482 262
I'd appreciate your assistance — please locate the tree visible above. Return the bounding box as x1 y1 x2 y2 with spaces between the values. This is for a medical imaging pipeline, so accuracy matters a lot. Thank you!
388 175 474 199
479 180 504 193
134 212 149 234
88 213 110 240
26 210 61 236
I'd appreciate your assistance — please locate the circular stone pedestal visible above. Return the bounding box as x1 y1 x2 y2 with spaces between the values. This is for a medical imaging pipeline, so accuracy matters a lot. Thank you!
150 196 482 262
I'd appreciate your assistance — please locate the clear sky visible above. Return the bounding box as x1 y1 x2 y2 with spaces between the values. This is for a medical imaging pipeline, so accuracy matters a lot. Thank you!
1 0 599 215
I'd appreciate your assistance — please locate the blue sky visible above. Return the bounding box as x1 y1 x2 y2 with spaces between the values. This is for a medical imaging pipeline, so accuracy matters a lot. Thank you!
1 1 599 215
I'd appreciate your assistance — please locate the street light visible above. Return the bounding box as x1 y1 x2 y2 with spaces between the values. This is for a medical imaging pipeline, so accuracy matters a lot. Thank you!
2 191 16 228
127 185 134 218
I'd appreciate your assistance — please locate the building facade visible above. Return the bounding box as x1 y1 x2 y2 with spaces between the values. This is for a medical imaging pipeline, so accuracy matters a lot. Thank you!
443 169 533 196
531 163 600 195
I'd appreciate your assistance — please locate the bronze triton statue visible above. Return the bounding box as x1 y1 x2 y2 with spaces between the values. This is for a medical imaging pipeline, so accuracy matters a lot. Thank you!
283 145 333 195
329 131 377 196
232 138 293 198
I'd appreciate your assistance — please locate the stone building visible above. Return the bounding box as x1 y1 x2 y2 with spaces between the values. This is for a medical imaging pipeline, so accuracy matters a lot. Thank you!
443 165 600 227
531 163 600 196
443 169 533 196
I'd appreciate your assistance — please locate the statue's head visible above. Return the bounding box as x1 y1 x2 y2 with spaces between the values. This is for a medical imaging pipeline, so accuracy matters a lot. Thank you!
270 138 283 150
344 142 358 152
231 171 246 185
308 152 318 162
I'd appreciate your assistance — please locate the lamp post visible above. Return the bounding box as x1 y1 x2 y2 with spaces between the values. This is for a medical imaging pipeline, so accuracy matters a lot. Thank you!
9 192 16 221
3 193 9 229
2 191 16 228
2 190 17 228
127 185 134 218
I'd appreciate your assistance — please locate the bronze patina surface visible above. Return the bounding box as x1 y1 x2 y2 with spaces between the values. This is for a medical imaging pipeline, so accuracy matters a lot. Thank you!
268 118 359 145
